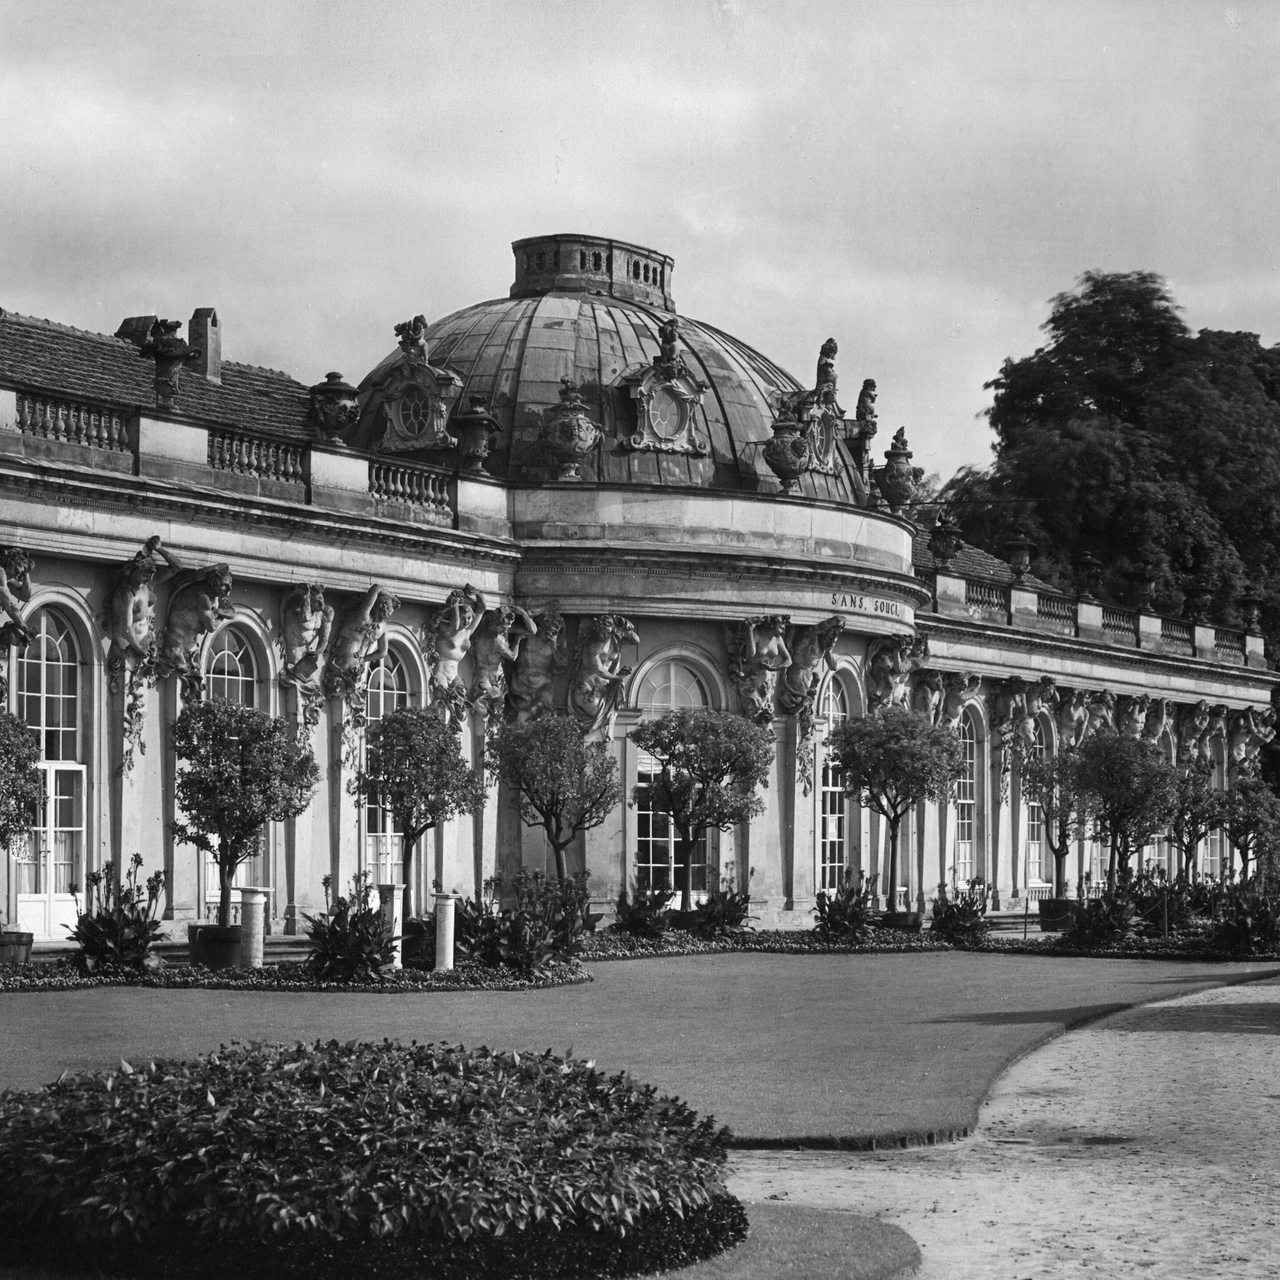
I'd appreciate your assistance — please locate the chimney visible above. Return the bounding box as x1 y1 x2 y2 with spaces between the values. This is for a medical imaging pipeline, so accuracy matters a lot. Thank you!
188 308 221 384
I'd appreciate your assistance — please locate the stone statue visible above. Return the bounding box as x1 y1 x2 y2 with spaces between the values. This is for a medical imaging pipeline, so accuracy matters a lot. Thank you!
1178 700 1211 765
866 634 926 714
726 615 793 723
509 602 568 722
323 585 400 723
394 314 430 362
1115 694 1150 739
139 319 201 410
779 616 845 795
470 603 537 718
939 672 981 731
1203 704 1230 758
569 614 639 743
1227 706 1276 778
108 537 184 679
0 546 35 650
424 585 487 726
156 562 235 695
1057 688 1090 749
1142 697 1171 743
654 317 685 379
280 584 335 735
855 379 877 430
911 669 945 724
1084 690 1115 739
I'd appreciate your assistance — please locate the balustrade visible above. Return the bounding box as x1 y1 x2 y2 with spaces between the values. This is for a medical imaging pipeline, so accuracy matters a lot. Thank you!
1101 605 1138 642
965 579 1008 614
1214 628 1246 662
368 460 452 523
1160 618 1194 656
208 430 306 485
15 391 131 452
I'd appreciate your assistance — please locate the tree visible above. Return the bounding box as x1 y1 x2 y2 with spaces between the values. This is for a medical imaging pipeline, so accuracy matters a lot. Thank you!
1072 730 1177 888
827 707 966 909
1018 746 1089 898
171 700 319 928
0 711 41 912
486 713 622 880
1220 767 1280 882
629 709 772 912
1168 759 1227 877
359 708 486 914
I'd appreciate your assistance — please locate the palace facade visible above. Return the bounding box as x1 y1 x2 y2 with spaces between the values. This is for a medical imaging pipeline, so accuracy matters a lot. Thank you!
2 232 1276 941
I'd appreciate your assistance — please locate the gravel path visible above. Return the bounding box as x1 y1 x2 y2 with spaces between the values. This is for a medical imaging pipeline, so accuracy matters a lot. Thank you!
728 976 1280 1279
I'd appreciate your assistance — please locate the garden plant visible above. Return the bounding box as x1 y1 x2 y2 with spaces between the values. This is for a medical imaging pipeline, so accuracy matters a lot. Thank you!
813 870 878 943
0 708 40 940
929 876 991 945
65 853 167 971
303 871 396 983
613 880 675 939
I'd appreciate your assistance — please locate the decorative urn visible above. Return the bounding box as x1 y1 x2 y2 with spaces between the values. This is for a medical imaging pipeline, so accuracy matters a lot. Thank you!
873 427 920 515
1003 531 1036 582
763 400 812 495
450 396 502 474
1072 551 1103 600
927 511 963 569
1237 591 1263 633
538 378 603 480
308 372 359 440
1182 576 1212 624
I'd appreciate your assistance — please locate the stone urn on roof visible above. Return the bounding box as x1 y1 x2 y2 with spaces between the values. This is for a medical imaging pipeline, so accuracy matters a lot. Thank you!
873 427 922 516
537 378 602 480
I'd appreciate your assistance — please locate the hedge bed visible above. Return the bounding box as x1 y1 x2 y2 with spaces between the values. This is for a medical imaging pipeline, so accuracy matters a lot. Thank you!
0 958 590 995
581 927 951 962
0 1040 747 1280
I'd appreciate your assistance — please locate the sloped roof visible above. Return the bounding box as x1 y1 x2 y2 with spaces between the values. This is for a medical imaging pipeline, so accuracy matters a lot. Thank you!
0 309 311 440
912 524 1057 592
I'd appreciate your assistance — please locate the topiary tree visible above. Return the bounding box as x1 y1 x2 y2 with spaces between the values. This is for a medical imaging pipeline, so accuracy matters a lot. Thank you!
171 699 319 928
1018 746 1089 898
827 707 966 910
1169 758 1227 878
486 713 622 880
0 710 40 925
359 708 487 914
629 709 772 912
1221 766 1280 883
1072 729 1177 888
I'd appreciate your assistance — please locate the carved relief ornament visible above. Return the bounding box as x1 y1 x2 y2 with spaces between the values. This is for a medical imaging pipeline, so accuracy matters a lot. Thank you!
617 317 708 456
569 614 639 744
726 615 793 724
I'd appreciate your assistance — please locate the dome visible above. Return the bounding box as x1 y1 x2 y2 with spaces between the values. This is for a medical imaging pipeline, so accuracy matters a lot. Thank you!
424 234 865 501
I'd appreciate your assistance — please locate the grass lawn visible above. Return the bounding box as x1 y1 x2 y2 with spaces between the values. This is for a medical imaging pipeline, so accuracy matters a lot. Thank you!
2 951 1276 1144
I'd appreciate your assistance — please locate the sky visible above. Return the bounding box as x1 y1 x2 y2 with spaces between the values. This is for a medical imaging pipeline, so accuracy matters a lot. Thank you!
2 0 1278 483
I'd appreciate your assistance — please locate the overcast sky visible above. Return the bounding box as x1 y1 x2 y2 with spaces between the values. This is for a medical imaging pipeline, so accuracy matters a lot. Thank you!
3 0 1277 482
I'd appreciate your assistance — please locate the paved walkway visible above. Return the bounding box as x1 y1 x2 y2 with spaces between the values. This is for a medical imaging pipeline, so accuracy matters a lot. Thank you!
729 976 1280 1278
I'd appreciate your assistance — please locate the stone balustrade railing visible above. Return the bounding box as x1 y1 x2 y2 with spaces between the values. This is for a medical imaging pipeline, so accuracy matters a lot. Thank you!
15 390 132 452
209 430 307 486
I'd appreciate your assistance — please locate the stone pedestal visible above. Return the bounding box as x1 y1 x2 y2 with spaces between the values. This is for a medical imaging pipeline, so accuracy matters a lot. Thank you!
434 892 457 972
378 881 406 969
236 887 268 969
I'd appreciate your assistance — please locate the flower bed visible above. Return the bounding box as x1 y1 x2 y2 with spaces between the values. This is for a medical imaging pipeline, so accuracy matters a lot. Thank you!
580 927 952 962
0 958 590 995
960 935 1280 961
0 1040 747 1280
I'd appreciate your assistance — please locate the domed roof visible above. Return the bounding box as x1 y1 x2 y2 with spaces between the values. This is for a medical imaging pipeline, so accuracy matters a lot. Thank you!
425 234 865 501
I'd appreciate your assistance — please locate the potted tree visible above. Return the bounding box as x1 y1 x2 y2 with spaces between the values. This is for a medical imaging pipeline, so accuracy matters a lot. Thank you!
0 709 41 965
171 699 319 968
629 708 772 913
1018 745 1089 930
827 706 966 929
358 707 486 923
486 712 622 880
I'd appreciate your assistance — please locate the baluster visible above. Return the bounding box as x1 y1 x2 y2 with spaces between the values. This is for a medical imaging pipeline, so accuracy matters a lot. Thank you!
16 393 31 434
37 398 51 439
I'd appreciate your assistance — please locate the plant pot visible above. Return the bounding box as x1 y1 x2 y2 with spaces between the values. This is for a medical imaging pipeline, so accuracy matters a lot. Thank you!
1038 899 1078 932
878 911 922 933
187 923 242 970
0 929 34 966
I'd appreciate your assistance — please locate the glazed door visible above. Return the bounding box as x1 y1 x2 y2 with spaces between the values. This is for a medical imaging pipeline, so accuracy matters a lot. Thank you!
15 765 84 939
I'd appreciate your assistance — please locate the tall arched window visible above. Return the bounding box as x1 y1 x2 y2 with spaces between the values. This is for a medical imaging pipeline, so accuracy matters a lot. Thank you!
1204 745 1228 879
953 714 977 883
13 608 84 937
635 658 710 896
364 649 413 884
817 679 850 892
1024 724 1046 887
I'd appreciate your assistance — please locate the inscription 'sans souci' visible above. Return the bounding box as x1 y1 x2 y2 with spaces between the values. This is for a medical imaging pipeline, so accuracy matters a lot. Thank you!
830 591 904 618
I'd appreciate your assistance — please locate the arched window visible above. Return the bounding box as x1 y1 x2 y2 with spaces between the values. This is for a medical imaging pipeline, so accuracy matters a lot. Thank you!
817 679 850 892
635 658 710 897
1204 745 1228 880
13 608 84 937
365 649 413 884
204 626 257 706
953 714 977 883
1024 723 1046 887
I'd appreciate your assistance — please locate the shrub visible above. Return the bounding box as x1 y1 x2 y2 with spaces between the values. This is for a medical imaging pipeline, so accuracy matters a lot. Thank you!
614 880 675 939
1061 884 1136 949
303 873 395 983
65 854 167 971
686 871 755 940
0 1040 745 1280
1210 879 1280 955
813 871 876 942
929 877 990 946
1128 865 1196 936
455 873 597 975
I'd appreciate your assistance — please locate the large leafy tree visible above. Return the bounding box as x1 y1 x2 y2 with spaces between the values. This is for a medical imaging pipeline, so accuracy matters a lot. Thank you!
359 708 486 914
1018 746 1089 898
171 700 319 928
629 709 772 912
945 271 1280 635
1168 759 1227 877
486 713 622 879
0 711 41 916
1072 730 1178 888
827 707 966 908
1220 767 1280 882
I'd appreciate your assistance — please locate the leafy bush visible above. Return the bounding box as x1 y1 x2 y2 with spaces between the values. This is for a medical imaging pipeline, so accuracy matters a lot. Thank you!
65 854 167 971
303 872 395 983
455 873 597 975
813 871 877 942
0 1040 745 1280
613 880 675 939
1061 885 1136 949
686 871 755 940
1128 865 1197 936
1210 879 1280 955
929 877 990 946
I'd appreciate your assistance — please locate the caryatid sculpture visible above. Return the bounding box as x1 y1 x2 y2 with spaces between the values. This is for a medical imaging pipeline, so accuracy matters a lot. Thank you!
569 614 639 744
1228 706 1276 779
156 561 236 697
0 546 35 702
1057 688 1089 749
910 670 945 725
939 672 981 731
424 585 486 726
865 634 926 715
279 584 335 734
779 615 846 795
726 615 793 724
1177 700 1211 765
508 602 568 722
470 603 537 719
323 585 400 725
